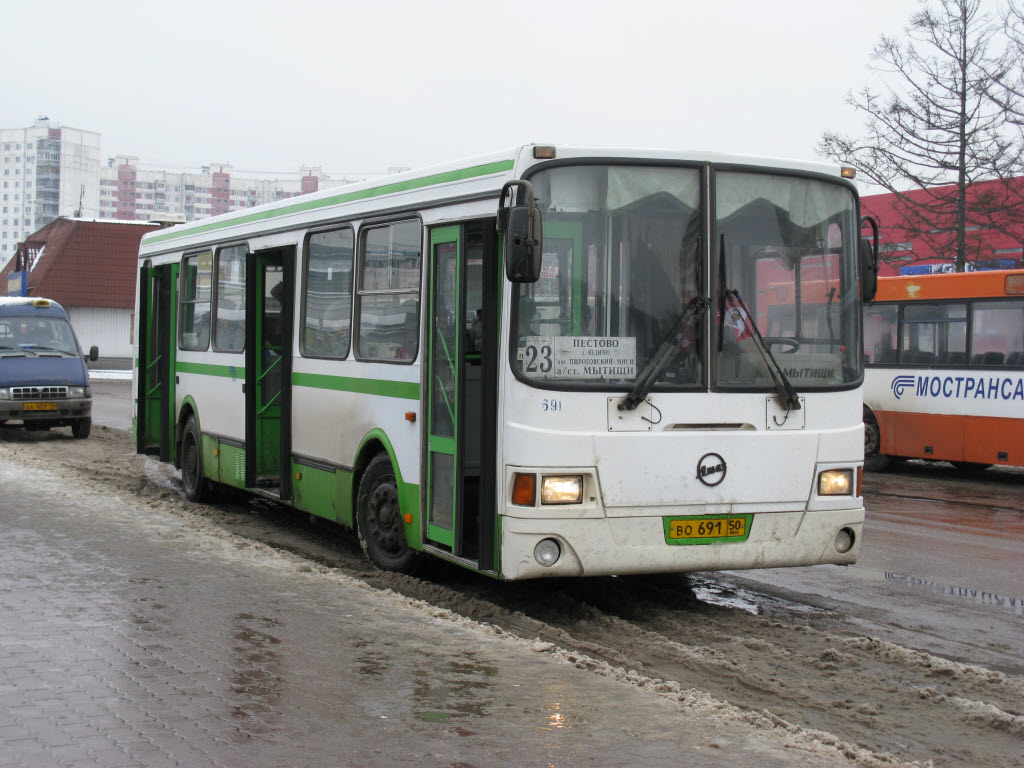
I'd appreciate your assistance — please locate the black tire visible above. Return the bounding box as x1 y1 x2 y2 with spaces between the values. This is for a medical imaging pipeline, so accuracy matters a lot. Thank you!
863 413 894 472
71 417 91 439
180 415 209 502
356 453 421 573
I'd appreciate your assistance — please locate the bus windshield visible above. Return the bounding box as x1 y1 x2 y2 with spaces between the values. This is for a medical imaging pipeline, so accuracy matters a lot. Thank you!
511 164 862 391
716 171 862 390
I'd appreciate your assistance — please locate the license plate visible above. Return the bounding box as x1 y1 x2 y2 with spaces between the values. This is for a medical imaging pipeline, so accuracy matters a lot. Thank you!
663 514 752 545
23 402 58 411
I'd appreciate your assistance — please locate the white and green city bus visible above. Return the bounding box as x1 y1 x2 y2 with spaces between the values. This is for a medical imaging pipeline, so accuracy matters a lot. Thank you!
133 144 877 580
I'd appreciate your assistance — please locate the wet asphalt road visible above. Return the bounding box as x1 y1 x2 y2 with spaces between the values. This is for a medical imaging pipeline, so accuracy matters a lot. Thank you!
88 377 1024 670
7 376 1013 765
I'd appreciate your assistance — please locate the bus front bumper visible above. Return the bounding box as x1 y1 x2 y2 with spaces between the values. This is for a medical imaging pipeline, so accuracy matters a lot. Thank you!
499 506 864 580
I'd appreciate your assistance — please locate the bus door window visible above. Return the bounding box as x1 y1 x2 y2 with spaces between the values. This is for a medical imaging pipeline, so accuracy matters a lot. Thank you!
262 268 284 405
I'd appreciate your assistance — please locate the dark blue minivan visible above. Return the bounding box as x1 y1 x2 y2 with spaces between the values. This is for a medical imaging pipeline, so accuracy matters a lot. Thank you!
0 297 98 439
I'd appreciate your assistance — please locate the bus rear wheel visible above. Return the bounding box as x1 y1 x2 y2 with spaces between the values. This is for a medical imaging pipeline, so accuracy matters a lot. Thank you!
181 415 209 502
356 453 421 574
863 413 894 472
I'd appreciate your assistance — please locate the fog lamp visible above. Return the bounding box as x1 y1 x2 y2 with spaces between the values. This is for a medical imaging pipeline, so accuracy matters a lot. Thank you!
818 469 853 496
534 538 561 566
541 475 583 505
834 527 856 554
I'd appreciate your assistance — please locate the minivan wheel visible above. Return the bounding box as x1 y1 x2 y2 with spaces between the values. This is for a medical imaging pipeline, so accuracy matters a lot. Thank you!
72 417 91 439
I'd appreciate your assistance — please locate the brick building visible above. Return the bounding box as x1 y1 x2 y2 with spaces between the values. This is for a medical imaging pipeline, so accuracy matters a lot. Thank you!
861 176 1024 276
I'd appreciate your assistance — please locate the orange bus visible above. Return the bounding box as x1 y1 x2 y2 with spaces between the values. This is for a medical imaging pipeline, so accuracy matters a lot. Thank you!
862 269 1024 471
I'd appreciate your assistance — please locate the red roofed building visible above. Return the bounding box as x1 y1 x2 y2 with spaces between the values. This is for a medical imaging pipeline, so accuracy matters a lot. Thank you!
861 176 1024 276
0 218 160 359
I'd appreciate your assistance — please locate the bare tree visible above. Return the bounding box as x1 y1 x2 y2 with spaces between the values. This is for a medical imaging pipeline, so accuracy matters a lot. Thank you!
818 0 1022 271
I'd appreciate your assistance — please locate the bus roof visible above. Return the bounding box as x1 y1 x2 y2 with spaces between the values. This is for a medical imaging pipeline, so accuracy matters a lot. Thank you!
138 144 852 257
874 269 1024 302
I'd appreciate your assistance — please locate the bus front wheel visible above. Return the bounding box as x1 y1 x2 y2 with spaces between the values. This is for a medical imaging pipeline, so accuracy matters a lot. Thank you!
181 415 209 502
356 453 421 574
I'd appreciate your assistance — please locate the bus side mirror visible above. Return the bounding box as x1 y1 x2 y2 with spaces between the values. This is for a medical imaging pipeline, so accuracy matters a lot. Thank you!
498 180 544 283
505 205 544 283
860 215 880 303
88 346 99 362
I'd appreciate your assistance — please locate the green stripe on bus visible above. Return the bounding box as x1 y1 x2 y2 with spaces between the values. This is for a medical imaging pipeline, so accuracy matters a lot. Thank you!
176 361 245 379
292 372 419 400
144 160 515 245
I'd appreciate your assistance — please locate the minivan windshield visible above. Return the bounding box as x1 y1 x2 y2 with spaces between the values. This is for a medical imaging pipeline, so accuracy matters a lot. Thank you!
0 316 82 356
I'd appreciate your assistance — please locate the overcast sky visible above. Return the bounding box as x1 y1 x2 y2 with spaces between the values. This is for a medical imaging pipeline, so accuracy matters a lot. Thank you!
2 0 983 182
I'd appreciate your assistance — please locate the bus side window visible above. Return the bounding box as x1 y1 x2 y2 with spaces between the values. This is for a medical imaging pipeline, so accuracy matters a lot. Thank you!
864 305 897 364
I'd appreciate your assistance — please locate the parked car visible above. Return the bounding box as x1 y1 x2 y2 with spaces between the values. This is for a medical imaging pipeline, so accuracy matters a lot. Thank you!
0 297 98 438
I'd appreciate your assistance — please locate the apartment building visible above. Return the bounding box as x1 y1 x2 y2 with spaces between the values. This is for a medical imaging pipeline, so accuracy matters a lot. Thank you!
2 116 360 258
97 157 356 223
0 117 101 258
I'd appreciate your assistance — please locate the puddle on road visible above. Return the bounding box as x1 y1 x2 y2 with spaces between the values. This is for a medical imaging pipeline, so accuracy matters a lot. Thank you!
409 653 498 723
690 574 832 617
855 567 1024 616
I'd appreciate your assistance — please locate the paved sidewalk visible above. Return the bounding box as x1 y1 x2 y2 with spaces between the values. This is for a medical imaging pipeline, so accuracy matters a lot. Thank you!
0 458 829 768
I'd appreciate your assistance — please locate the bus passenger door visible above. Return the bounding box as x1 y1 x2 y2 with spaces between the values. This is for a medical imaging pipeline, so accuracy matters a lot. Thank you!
425 222 498 569
426 227 462 552
245 247 294 499
138 262 176 461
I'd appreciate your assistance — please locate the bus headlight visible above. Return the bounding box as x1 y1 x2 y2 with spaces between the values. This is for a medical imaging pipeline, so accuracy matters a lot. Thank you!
541 475 583 505
818 469 853 496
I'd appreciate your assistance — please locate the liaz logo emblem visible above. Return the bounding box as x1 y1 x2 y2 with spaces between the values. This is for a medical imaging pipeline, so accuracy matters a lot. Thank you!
891 375 915 400
696 453 727 487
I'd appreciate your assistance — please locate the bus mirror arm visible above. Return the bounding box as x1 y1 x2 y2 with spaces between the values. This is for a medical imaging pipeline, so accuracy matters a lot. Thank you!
498 180 544 283
860 215 880 303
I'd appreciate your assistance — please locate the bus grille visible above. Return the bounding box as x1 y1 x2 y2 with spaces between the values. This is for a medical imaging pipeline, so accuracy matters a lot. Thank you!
12 386 68 400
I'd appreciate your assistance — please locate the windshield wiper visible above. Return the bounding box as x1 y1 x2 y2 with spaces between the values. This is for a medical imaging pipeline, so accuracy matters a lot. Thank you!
1 345 35 356
723 288 801 411
26 345 74 356
619 297 709 412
